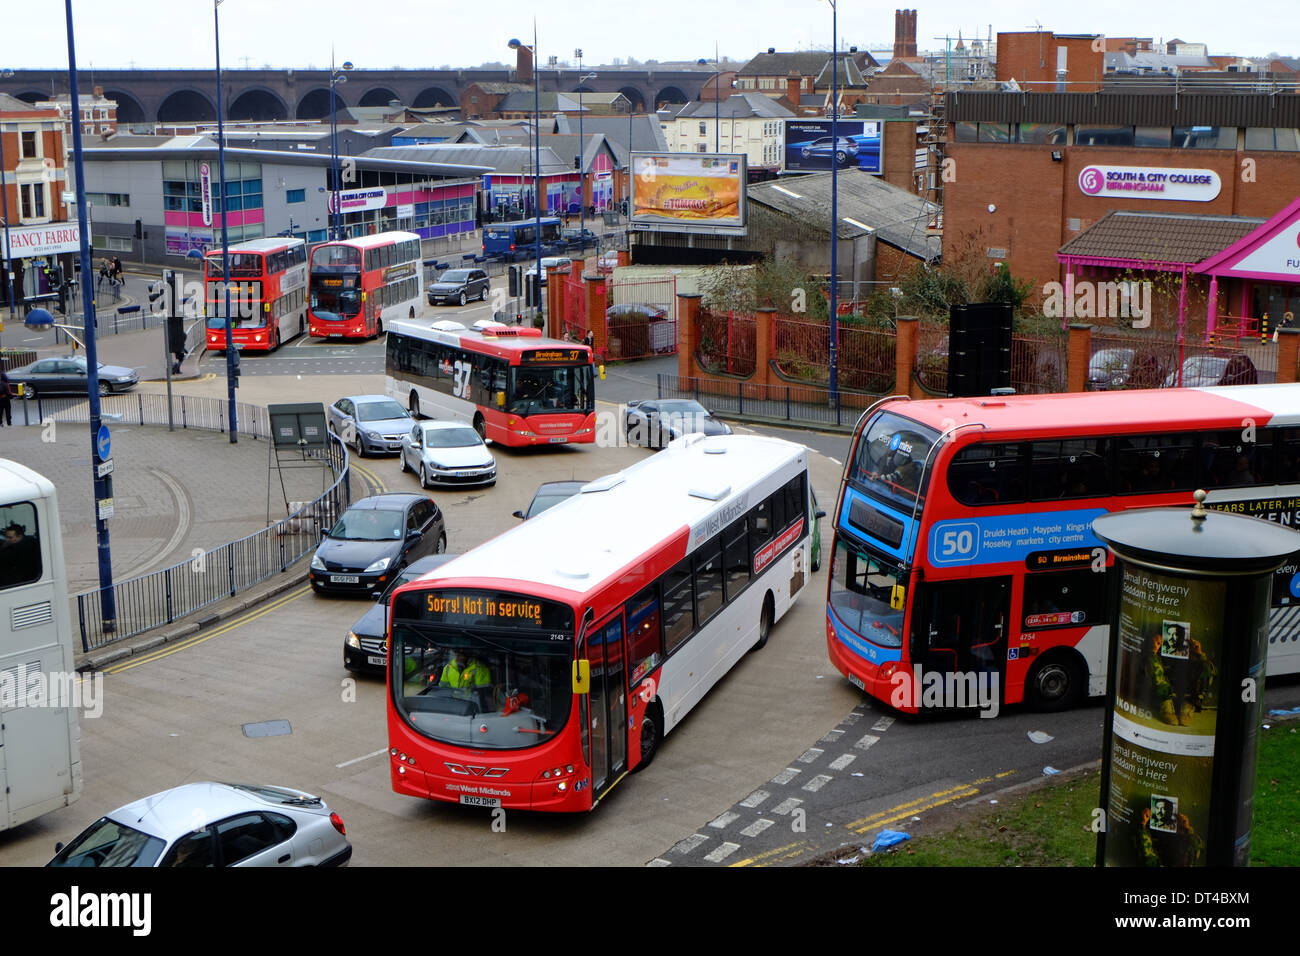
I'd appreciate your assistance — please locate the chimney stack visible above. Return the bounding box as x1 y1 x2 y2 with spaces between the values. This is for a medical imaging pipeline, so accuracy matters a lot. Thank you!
786 72 801 103
515 43 534 85
894 9 918 58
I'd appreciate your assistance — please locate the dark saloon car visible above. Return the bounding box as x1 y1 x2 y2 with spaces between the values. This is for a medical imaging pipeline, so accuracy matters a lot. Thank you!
310 493 446 596
624 399 732 449
428 268 490 306
511 480 587 520
344 553 458 672
7 356 138 397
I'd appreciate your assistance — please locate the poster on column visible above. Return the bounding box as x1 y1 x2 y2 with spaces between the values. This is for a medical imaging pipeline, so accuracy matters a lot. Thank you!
1105 564 1223 866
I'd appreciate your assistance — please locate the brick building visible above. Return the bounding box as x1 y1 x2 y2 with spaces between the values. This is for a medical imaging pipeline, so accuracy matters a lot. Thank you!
996 31 1105 91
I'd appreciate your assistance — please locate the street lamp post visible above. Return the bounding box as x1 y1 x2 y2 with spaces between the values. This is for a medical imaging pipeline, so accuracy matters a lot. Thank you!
214 0 238 442
509 31 543 317
329 56 352 241
0 68 15 329
697 54 721 153
826 0 839 409
576 54 596 250
62 0 116 629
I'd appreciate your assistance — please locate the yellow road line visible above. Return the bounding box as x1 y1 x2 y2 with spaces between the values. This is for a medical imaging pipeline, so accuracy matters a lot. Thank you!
348 460 387 494
729 840 813 868
845 770 1018 835
104 586 311 674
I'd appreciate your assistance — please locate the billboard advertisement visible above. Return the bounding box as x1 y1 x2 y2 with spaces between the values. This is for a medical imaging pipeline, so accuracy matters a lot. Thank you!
630 153 747 236
784 119 882 174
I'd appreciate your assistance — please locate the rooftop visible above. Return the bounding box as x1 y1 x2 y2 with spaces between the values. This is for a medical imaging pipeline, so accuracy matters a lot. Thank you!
1057 210 1266 266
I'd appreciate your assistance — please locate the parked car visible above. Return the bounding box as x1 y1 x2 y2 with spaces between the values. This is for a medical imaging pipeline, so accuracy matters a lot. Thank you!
523 256 574 288
345 553 458 672
1086 347 1167 390
607 303 667 323
46 782 351 867
799 136 859 164
400 420 497 488
512 479 587 520
327 394 415 456
309 493 446 595
428 268 490 306
1163 353 1259 388
624 399 732 449
810 487 826 572
7 356 138 397
561 227 599 251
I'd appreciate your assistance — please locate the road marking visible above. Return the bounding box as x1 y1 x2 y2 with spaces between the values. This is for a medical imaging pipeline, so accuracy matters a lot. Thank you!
739 789 770 808
802 773 833 792
829 753 857 771
739 818 775 838
819 728 845 744
796 747 824 764
646 858 672 867
708 811 740 829
854 733 881 750
671 833 708 854
770 767 801 785
103 586 311 673
772 797 802 815
844 773 1016 835
703 842 740 863
727 840 812 868
871 716 896 732
336 747 388 769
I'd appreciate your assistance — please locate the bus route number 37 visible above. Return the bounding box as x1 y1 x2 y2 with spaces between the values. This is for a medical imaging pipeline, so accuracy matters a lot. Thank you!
931 521 979 565
451 361 472 399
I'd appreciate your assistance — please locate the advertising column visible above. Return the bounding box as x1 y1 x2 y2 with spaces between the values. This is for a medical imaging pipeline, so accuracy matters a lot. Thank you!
1093 492 1300 866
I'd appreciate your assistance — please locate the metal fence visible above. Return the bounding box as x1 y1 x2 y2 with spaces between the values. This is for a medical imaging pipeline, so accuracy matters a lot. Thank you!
607 275 678 360
696 311 756 377
1 349 37 373
1088 330 1275 390
771 316 897 394
657 372 877 429
7 391 351 650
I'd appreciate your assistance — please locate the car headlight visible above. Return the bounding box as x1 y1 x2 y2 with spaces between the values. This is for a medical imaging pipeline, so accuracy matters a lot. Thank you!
364 557 392 573
311 554 326 571
346 632 361 649
365 430 381 440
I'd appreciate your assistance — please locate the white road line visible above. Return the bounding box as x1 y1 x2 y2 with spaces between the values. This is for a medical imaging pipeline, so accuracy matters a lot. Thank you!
829 753 857 771
119 469 191 579
797 747 824 764
802 774 833 792
829 457 842 465
671 833 709 854
854 733 881 750
335 747 387 769
646 858 672 867
772 797 803 815
739 789 771 808
819 728 845 744
703 842 740 863
740 818 775 838
842 712 861 725
771 767 801 785
871 716 896 732
708 811 740 829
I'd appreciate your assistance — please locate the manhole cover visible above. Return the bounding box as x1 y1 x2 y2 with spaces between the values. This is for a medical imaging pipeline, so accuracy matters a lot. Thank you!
242 719 292 738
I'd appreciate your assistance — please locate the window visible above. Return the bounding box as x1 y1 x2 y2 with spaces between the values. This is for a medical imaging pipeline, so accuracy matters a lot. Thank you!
160 830 215 868
20 130 38 158
1075 125 1134 147
662 559 695 654
723 517 750 599
0 502 42 588
1022 569 1108 631
697 144 707 152
694 539 724 624
19 183 46 220
1134 126 1172 148
948 443 1027 505
1116 434 1197 494
286 188 305 203
215 813 281 865
1172 125 1234 149
1199 429 1261 488
699 122 707 136
1028 439 1112 500
1246 128 1300 151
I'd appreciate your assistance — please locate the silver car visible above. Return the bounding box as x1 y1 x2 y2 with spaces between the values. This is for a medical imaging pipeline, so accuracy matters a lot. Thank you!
46 782 352 867
401 420 497 488
328 394 415 456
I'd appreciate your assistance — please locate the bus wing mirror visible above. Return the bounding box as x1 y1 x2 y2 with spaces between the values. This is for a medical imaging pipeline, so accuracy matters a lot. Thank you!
890 585 906 610
572 659 591 695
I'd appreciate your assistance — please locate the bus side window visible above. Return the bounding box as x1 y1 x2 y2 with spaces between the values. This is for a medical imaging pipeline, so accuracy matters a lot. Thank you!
0 503 42 589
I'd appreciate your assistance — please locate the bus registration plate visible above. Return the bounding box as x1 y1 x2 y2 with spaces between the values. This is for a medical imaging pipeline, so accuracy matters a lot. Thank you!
548 436 567 443
459 794 501 808
847 672 866 692
331 575 360 584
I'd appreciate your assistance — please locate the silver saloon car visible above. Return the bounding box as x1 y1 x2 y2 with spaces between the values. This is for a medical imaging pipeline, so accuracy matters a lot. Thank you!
401 420 497 488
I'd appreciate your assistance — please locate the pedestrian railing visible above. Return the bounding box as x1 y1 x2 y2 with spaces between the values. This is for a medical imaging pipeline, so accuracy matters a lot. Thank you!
656 372 879 430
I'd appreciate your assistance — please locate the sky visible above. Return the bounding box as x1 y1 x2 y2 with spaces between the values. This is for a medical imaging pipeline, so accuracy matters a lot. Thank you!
3 0 1295 72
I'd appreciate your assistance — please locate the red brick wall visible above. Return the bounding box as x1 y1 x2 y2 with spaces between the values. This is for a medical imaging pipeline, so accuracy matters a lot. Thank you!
996 32 1103 89
880 120 917 192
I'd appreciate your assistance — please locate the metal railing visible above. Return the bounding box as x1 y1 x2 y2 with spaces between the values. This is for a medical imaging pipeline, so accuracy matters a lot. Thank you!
657 372 878 430
12 392 353 651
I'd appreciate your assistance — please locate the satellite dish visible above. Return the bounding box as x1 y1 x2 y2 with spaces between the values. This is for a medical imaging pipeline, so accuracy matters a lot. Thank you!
24 308 55 330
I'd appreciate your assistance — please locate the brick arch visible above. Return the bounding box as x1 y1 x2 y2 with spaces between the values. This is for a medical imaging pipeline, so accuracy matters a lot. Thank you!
157 88 217 123
227 87 289 122
296 87 347 120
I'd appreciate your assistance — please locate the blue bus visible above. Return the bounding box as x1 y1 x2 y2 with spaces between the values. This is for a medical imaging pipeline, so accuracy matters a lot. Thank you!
483 217 563 260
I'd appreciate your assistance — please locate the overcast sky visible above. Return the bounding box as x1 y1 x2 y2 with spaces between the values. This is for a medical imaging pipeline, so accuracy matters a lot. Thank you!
5 0 1294 72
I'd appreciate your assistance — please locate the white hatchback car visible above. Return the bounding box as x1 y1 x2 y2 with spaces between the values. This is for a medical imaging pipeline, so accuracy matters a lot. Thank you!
46 782 351 867
401 420 497 488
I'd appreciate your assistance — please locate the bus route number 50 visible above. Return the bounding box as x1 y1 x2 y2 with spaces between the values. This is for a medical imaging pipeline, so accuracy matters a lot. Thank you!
931 521 979 566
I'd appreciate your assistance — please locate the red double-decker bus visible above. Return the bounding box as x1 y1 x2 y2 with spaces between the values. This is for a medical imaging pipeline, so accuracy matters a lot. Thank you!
308 231 423 339
203 238 308 352
826 386 1300 715
385 319 596 446
386 434 814 811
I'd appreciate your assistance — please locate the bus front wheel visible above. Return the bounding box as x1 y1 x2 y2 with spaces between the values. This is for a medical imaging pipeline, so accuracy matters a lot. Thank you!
753 592 775 651
1026 654 1084 712
635 701 661 771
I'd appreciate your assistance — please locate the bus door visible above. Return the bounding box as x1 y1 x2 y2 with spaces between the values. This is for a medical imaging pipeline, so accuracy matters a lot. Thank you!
587 613 628 799
909 577 1010 709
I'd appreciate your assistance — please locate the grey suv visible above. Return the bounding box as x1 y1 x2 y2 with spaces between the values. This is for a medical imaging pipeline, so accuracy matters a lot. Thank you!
428 268 490 306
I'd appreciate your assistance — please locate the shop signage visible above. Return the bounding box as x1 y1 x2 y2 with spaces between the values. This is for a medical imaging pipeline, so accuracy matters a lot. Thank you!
0 222 90 259
200 162 213 226
1078 165 1221 202
339 187 388 212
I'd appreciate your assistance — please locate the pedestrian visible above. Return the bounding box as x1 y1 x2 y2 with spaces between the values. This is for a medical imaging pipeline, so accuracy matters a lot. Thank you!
0 371 12 427
97 258 110 292
582 329 595 351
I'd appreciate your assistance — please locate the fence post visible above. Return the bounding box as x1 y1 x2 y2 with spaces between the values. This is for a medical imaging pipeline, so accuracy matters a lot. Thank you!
279 522 287 572
1278 328 1300 384
228 543 237 597
165 567 174 624
138 391 144 424
786 386 791 421
656 373 663 399
77 595 89 652
738 381 743 416
1067 324 1093 393
182 394 188 429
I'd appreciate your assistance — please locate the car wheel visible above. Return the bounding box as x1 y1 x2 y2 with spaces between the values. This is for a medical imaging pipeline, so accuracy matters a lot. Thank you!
98 380 111 397
473 413 486 441
418 464 429 489
353 432 367 458
408 391 420 418
479 286 488 302
835 150 848 164
400 451 410 473
435 532 446 554
812 547 821 573
753 593 775 650
459 291 467 306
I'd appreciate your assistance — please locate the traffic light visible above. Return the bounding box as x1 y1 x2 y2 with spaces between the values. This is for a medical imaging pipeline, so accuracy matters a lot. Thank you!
48 266 63 291
229 347 241 388
508 266 519 297
134 219 143 240
166 315 185 360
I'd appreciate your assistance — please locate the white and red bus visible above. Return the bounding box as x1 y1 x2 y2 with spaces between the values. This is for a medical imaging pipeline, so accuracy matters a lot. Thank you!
385 319 596 446
204 238 308 352
308 231 423 339
826 385 1300 715
386 433 813 811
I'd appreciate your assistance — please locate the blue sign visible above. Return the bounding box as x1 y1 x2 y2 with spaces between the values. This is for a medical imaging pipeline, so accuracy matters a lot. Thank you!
96 424 111 462
928 509 1107 567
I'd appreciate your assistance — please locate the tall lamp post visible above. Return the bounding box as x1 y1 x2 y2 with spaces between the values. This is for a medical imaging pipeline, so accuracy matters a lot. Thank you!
697 53 721 153
825 0 840 408
0 68 15 329
509 32 543 316
575 54 596 248
214 0 238 442
63 0 116 629
329 56 353 240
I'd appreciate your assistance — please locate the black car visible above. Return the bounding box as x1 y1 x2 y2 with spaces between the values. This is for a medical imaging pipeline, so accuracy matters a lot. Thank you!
560 227 598 251
344 553 458 672
624 399 732 449
428 268 490 306
309 494 446 596
7 356 138 397
511 480 587 520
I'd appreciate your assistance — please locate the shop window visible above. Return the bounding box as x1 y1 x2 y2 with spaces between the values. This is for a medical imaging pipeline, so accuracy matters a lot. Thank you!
1173 125 1234 149
1134 126 1172 148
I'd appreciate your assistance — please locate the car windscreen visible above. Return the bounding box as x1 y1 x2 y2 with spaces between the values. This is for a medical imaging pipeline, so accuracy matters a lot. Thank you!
328 508 405 541
47 817 166 868
439 271 471 282
424 426 482 448
356 400 408 422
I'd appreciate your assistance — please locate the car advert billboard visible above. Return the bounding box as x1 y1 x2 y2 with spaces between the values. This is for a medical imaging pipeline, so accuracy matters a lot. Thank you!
784 119 882 174
630 153 747 236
